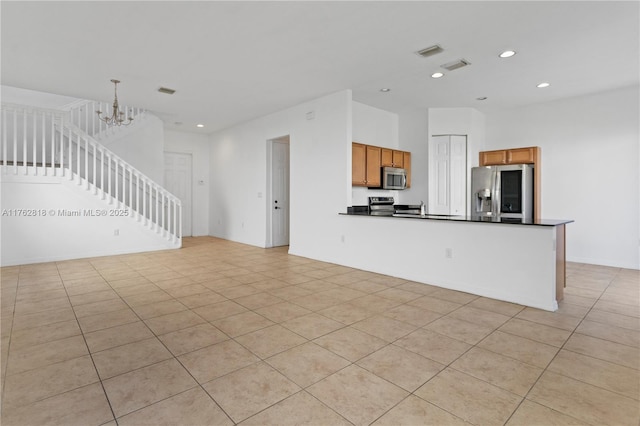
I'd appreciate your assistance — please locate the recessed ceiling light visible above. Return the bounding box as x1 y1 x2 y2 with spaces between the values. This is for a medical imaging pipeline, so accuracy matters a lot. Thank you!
380 88 391 92
499 50 516 58
158 87 176 95
537 82 550 88
476 97 488 101
174 121 183 126
431 72 444 78
196 124 204 128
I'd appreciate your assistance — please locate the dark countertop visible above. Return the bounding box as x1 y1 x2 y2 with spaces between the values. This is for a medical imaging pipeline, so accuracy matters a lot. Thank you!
342 206 573 227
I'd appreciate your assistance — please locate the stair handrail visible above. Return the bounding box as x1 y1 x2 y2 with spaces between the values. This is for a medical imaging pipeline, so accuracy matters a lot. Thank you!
1 102 181 242
62 121 181 203
59 121 182 241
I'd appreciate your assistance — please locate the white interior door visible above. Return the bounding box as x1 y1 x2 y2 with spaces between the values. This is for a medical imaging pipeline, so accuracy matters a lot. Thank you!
429 135 467 215
429 136 451 215
449 135 467 215
271 139 290 247
164 152 192 237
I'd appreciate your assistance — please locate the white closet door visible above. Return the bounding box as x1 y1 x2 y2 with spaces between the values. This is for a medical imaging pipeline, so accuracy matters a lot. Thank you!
450 135 467 216
428 135 467 215
429 136 451 215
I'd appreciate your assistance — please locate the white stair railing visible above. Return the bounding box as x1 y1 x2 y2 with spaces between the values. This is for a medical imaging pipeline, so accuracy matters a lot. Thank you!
68 100 145 139
0 103 181 243
1 103 64 176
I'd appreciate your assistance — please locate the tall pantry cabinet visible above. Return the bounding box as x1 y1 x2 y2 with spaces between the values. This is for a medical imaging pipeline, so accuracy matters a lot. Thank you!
428 135 467 216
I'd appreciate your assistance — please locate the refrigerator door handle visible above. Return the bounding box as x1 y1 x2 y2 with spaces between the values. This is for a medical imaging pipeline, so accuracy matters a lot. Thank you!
492 169 500 217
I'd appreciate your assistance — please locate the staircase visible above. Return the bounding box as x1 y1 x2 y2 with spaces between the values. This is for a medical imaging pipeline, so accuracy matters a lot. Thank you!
1 102 182 261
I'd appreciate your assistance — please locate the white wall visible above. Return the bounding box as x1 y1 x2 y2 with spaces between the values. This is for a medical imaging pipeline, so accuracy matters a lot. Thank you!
99 114 165 184
1 171 178 266
164 130 210 236
396 107 429 205
351 101 400 206
209 90 351 253
352 101 399 146
485 85 640 269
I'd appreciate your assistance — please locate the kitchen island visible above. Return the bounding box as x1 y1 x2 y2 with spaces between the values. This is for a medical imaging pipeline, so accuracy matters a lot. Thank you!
339 209 572 311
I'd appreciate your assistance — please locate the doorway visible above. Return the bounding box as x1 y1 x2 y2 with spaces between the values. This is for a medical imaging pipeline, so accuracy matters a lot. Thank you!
164 152 193 237
268 136 290 247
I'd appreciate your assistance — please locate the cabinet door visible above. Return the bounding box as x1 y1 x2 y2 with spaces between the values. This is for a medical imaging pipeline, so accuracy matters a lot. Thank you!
366 145 382 187
507 147 536 164
352 143 367 186
403 151 411 188
381 148 393 167
393 150 404 168
480 150 507 166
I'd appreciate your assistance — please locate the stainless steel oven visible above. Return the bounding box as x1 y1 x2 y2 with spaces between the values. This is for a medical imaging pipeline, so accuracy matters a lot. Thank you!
368 196 395 216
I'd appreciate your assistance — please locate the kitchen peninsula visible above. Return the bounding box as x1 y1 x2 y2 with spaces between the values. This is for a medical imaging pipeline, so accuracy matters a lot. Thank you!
339 210 572 312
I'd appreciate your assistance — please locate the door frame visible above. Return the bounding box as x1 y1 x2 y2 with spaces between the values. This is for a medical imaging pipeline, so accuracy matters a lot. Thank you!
163 150 194 237
266 135 290 248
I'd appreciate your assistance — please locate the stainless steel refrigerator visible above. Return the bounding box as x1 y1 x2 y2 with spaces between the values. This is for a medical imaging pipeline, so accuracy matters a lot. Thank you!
470 164 534 220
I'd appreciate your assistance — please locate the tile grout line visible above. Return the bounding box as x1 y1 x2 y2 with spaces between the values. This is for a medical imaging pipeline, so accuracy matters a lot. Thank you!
0 266 20 414
56 260 121 425
92 262 237 424
502 268 629 425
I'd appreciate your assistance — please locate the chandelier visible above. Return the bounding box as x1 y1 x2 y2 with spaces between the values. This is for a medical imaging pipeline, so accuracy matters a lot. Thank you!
96 79 133 126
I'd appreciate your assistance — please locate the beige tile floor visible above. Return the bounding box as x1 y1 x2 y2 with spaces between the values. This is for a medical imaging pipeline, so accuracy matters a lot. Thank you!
1 236 639 425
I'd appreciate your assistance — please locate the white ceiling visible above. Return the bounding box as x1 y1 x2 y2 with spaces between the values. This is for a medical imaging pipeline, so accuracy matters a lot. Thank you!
2 1 638 134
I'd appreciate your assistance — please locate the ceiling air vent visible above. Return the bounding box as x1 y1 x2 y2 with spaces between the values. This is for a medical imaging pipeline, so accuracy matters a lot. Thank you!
158 87 176 95
415 44 443 58
441 59 471 71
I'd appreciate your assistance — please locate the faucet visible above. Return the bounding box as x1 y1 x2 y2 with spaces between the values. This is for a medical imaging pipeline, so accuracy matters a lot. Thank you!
420 201 426 215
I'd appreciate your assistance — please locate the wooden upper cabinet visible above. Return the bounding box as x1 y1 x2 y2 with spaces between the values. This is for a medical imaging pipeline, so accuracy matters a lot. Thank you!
352 143 367 186
392 150 404 168
365 145 382 187
381 149 404 168
480 150 508 166
352 142 382 187
508 147 537 164
381 148 393 167
480 146 539 166
403 151 411 188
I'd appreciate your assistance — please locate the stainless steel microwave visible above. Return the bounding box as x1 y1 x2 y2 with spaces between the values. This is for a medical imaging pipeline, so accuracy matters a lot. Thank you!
381 167 407 190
